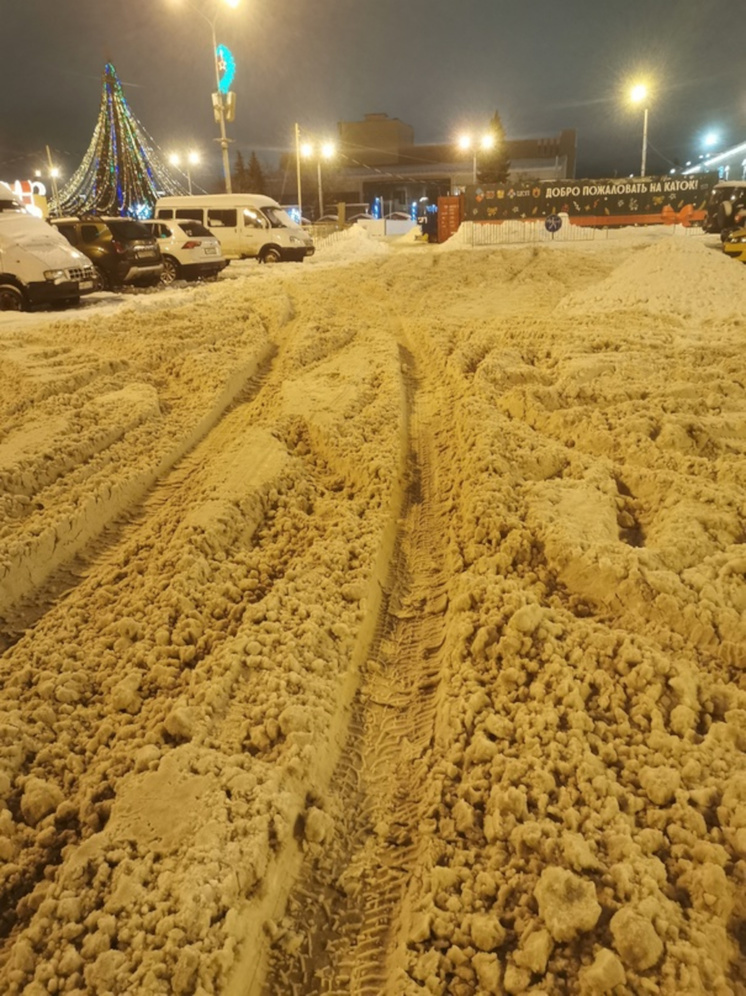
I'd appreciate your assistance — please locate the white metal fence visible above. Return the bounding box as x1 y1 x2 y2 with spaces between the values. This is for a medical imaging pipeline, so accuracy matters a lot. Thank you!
306 218 707 252
460 220 602 245
456 219 704 246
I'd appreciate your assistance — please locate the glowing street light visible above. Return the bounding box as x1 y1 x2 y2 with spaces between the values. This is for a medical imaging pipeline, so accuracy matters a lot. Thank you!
457 132 496 184
43 145 61 216
168 0 240 193
300 138 336 218
630 82 650 177
169 150 200 194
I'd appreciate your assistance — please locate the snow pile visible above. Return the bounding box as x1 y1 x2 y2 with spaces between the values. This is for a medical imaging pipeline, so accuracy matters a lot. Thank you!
559 236 743 321
393 223 424 244
310 222 390 264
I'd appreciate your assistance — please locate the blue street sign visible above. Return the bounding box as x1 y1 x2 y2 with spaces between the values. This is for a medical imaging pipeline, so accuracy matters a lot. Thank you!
545 214 563 233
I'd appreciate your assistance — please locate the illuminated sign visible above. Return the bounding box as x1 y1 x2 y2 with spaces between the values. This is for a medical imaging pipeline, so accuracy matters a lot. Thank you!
0 179 48 217
216 45 236 95
1 179 47 204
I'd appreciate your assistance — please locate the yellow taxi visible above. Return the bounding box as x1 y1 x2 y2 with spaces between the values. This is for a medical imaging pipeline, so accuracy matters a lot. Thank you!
723 228 746 262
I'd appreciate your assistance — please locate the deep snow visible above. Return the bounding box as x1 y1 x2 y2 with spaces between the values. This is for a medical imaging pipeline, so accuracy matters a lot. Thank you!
0 223 745 996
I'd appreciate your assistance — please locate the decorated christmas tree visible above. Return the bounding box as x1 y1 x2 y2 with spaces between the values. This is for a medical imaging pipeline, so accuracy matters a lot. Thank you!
52 62 186 218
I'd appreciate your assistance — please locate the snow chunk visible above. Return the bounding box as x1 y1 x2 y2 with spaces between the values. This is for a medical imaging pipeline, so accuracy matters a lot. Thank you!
639 765 680 806
304 806 333 844
534 867 601 941
84 948 128 992
164 704 199 741
20 777 64 826
508 603 544 635
111 672 142 713
580 947 626 993
677 862 734 918
471 951 502 993
470 913 506 951
514 928 553 974
610 906 663 971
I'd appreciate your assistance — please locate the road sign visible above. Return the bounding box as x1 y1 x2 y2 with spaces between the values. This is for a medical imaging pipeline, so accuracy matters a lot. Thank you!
545 214 563 233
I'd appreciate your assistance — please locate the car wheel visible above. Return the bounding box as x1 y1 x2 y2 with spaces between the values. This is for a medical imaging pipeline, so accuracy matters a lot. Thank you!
260 246 282 264
92 267 109 292
160 256 180 285
0 284 25 311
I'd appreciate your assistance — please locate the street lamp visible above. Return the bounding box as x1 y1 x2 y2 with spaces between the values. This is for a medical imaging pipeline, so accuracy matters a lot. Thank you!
169 151 200 194
169 0 239 193
457 132 495 184
300 137 336 219
44 146 61 216
630 82 649 177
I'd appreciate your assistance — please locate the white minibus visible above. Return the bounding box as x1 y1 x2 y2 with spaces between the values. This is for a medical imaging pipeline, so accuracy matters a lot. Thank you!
0 183 96 311
153 194 314 263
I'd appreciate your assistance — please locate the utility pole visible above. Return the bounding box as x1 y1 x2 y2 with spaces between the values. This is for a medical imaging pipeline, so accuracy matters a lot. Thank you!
295 122 302 221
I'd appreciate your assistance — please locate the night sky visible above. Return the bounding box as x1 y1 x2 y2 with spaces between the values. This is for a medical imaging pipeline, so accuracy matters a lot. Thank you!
2 0 745 191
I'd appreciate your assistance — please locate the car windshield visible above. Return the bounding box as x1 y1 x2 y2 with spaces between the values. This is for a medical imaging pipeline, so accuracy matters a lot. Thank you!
178 220 212 237
0 196 26 213
106 220 152 241
709 183 746 206
263 207 299 229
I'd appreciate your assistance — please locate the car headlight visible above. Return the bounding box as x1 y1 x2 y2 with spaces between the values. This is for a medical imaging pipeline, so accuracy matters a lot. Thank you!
44 269 67 283
289 235 302 244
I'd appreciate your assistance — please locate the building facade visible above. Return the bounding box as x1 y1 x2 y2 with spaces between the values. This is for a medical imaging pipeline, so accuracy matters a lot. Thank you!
271 112 577 219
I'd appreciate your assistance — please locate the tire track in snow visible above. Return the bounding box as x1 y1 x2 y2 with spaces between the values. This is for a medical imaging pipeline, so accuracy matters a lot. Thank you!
258 345 456 996
0 345 277 652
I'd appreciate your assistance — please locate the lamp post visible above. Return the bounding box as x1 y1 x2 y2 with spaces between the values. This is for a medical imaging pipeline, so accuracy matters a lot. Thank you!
44 146 61 216
170 0 239 193
630 83 649 177
169 151 200 194
457 132 496 184
300 138 336 219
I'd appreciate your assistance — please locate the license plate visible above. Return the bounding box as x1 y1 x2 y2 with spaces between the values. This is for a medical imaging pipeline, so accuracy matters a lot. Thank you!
204 247 218 255
136 250 156 259
79 280 94 290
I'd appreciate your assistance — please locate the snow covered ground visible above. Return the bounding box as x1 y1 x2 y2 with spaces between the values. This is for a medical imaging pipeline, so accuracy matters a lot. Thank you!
1 223 745 996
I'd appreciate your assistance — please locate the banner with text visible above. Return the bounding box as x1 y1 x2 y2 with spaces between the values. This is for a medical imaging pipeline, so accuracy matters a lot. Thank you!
465 174 718 227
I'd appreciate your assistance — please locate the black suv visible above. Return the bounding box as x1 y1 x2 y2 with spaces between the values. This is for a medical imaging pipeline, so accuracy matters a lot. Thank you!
50 216 163 291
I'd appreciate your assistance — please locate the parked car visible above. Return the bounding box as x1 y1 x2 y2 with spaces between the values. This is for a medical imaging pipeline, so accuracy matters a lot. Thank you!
138 218 227 285
153 194 314 262
347 213 375 224
722 227 746 262
0 182 96 312
50 216 163 290
703 181 746 240
385 211 412 221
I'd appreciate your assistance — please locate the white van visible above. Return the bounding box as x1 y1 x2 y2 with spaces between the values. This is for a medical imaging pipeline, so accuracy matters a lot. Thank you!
0 183 96 311
153 194 315 263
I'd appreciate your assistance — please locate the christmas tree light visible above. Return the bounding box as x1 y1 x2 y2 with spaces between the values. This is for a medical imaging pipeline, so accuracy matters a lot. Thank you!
52 63 186 218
